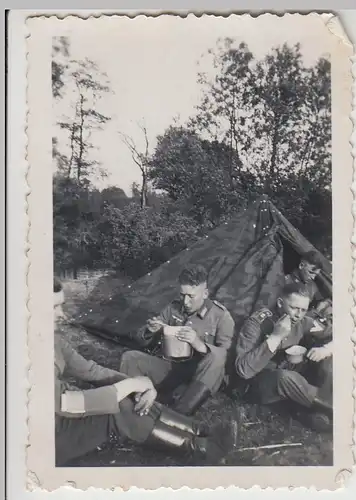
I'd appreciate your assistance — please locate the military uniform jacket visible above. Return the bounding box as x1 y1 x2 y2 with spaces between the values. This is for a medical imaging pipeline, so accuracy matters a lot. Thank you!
138 298 235 360
235 308 314 380
55 333 126 418
285 270 323 303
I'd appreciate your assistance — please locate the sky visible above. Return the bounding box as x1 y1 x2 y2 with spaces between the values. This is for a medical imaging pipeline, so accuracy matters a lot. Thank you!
53 14 333 195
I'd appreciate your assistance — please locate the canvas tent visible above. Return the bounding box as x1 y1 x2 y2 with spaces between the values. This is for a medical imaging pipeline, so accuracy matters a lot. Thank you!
74 196 332 348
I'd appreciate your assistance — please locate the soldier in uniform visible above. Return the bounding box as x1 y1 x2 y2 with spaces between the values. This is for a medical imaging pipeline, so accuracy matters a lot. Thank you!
285 250 331 313
54 278 234 465
234 282 333 431
120 265 235 415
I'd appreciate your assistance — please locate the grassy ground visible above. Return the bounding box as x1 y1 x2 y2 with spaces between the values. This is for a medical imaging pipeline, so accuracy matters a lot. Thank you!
60 275 333 467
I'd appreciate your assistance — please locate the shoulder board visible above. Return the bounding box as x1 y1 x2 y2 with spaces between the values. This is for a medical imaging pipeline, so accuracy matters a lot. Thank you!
212 300 226 311
251 308 273 324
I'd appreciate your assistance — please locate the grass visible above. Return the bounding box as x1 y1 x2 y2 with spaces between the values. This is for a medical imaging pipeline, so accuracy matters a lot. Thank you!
60 275 333 467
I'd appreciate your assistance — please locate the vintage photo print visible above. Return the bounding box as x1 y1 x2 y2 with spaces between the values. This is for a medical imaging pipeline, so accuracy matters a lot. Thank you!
25 13 353 490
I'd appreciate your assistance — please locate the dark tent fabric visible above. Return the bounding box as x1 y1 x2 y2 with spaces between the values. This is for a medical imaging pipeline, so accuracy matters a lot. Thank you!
74 196 332 344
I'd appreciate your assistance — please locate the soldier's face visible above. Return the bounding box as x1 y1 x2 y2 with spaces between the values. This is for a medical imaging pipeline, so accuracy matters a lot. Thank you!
180 282 208 314
278 293 310 324
299 261 321 282
54 290 67 326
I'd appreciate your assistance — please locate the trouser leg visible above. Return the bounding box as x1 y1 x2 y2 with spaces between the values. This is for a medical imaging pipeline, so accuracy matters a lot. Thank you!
251 369 318 407
119 350 172 386
172 352 225 415
56 399 160 465
193 351 225 394
275 370 318 407
55 414 112 465
305 357 333 403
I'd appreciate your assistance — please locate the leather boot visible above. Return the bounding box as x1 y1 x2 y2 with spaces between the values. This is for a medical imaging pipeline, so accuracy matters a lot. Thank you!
312 396 333 418
173 381 211 416
159 406 209 437
144 419 233 464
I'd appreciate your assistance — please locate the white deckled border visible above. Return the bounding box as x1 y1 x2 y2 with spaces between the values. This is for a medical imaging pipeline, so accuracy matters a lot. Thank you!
6 10 355 494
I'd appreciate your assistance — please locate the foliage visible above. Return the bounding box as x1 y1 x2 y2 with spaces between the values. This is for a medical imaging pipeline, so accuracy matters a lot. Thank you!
52 36 70 98
53 175 103 274
97 203 200 279
149 126 260 229
57 58 112 182
53 40 332 279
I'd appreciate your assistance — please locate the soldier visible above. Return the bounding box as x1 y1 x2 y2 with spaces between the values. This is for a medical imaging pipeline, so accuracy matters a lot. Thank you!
120 265 235 415
285 250 331 313
54 278 233 465
235 282 333 431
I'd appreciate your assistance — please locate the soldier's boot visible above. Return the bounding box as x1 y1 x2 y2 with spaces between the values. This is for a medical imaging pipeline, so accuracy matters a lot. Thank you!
311 396 333 417
172 381 211 416
159 406 209 437
144 419 234 464
299 396 333 433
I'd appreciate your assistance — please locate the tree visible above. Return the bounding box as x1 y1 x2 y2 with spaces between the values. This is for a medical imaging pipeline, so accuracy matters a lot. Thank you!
118 122 150 208
52 36 70 98
53 175 102 276
190 39 255 184
97 202 200 279
101 186 129 210
187 40 331 254
57 58 112 182
149 126 260 228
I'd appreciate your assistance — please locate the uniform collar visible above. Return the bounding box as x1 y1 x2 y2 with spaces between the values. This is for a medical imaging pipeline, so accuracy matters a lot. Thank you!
196 298 213 319
291 269 304 283
180 298 213 319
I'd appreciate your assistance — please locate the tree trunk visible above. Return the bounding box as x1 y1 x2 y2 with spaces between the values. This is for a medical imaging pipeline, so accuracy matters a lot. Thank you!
269 117 279 178
77 94 85 182
141 170 148 208
67 123 76 178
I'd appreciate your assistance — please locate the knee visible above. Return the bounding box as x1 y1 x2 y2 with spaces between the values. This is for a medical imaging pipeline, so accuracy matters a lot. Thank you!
200 350 225 369
120 350 142 371
319 357 332 374
276 370 299 389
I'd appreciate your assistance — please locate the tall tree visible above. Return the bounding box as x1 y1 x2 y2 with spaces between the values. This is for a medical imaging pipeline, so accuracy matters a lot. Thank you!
56 58 112 182
118 122 150 208
149 126 259 228
190 39 255 184
52 36 70 99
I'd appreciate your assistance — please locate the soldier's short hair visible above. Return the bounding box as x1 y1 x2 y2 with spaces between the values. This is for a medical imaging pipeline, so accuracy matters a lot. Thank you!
281 282 311 300
179 264 208 286
54 276 63 293
301 250 323 269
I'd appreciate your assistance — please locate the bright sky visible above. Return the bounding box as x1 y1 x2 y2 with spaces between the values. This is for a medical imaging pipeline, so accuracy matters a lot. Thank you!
53 14 333 195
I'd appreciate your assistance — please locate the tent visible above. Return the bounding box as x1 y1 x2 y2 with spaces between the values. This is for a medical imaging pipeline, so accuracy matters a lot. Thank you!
74 196 332 348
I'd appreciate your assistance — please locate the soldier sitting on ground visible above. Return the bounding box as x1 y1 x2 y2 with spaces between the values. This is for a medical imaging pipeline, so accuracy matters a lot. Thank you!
54 277 234 466
285 250 332 316
120 264 235 416
234 282 333 432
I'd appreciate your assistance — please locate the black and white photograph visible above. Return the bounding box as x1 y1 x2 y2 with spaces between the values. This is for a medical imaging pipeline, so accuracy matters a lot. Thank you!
51 14 335 469
20 11 354 491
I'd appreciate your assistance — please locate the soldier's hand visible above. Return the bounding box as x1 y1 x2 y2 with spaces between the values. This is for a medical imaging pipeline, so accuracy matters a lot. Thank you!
272 314 292 340
132 376 155 394
176 326 208 353
134 387 157 416
306 345 332 362
146 316 165 333
176 326 198 344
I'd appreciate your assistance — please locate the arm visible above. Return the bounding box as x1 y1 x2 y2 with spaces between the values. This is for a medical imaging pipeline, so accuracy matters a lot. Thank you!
61 339 126 386
57 375 155 417
206 311 235 358
235 317 279 380
134 305 172 346
306 341 333 362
